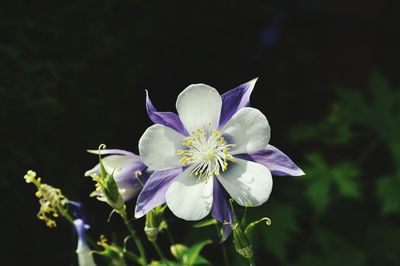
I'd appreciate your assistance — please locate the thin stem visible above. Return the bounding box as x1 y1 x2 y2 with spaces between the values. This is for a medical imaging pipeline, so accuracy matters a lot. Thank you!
121 212 148 266
166 226 175 245
248 256 256 266
214 223 229 266
152 241 168 264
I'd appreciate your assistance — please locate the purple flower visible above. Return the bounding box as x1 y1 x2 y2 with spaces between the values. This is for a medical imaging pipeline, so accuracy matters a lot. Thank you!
85 149 149 201
135 79 304 240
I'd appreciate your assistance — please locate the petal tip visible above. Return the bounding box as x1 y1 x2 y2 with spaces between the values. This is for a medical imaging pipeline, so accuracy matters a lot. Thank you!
250 77 259 85
134 211 144 219
86 149 97 154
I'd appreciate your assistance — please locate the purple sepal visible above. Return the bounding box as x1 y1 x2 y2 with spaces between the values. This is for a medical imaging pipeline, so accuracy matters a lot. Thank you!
85 149 148 201
146 91 188 135
219 78 258 128
211 178 234 242
236 145 305 176
135 167 183 218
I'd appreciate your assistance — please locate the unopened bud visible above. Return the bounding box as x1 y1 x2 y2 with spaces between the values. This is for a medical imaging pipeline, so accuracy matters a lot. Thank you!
144 205 167 242
232 223 253 259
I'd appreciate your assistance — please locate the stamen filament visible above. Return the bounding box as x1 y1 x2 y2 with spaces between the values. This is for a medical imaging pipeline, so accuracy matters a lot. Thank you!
177 125 236 183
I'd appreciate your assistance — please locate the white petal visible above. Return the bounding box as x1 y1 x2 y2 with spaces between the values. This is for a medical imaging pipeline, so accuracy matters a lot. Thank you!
221 107 270 155
84 155 142 179
217 158 272 207
166 166 214 221
84 164 100 177
176 84 222 133
139 124 185 170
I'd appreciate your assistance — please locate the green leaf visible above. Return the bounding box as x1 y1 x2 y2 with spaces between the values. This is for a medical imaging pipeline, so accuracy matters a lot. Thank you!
170 241 211 266
185 240 212 265
377 175 400 215
288 104 352 145
295 227 366 266
170 244 188 261
304 153 361 213
337 72 400 142
332 163 361 198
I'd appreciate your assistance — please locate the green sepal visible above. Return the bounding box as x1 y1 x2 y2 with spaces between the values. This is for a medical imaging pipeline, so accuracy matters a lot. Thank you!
192 218 217 228
232 223 253 259
244 217 272 239
145 205 168 242
99 158 124 211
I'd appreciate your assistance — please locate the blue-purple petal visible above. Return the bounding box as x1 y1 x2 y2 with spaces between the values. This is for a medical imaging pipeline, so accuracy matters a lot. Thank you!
146 91 188 135
85 149 149 201
219 78 258 128
135 167 183 218
211 178 234 242
236 145 305 176
115 165 150 201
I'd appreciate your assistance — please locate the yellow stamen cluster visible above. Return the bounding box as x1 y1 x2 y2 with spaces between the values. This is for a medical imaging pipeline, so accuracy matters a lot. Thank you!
177 125 236 183
97 234 109 248
90 173 107 200
24 170 68 228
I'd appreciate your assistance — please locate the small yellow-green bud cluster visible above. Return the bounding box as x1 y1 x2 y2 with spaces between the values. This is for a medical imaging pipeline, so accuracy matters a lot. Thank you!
24 170 68 228
96 235 127 266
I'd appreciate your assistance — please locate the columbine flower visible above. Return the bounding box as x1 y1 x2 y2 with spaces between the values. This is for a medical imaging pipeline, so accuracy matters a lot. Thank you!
73 219 97 266
24 170 69 227
85 148 150 202
135 79 304 240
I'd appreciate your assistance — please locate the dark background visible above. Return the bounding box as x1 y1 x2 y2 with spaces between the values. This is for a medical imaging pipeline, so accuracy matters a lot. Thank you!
1 0 400 265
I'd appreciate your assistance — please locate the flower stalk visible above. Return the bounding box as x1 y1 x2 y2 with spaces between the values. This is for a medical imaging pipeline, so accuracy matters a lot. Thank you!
120 210 148 266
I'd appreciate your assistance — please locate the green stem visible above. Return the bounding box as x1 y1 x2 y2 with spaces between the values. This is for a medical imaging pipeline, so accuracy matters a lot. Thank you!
214 223 229 266
152 241 168 264
166 227 175 245
121 212 148 266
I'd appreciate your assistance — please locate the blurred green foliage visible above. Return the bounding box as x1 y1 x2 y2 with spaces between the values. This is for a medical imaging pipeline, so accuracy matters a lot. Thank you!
248 72 400 266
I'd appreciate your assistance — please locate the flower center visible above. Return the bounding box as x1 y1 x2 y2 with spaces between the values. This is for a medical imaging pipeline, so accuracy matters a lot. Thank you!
177 125 236 183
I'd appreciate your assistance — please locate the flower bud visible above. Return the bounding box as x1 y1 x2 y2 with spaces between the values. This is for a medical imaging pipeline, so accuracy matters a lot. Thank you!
144 205 167 242
232 223 254 259
74 219 97 266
